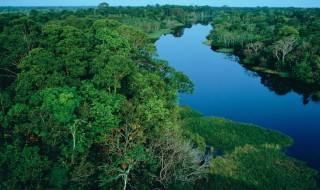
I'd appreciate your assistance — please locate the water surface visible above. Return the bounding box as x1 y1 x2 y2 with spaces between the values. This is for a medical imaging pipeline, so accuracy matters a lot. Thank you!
156 24 320 170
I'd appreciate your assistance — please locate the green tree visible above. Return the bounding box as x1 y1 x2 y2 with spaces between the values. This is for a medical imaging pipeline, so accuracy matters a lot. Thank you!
272 36 296 64
0 17 40 78
278 25 299 38
92 55 133 93
98 2 109 9
56 26 89 78
15 48 65 101
0 142 51 190
100 124 153 190
29 87 83 154
292 61 313 83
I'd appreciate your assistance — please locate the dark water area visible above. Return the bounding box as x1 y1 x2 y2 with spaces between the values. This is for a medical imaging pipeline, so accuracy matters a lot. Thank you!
155 24 320 170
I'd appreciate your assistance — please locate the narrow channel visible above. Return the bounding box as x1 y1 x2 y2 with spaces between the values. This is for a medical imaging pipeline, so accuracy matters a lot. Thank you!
155 24 320 170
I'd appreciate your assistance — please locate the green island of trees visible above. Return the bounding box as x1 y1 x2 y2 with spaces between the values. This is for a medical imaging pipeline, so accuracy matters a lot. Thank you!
0 4 319 190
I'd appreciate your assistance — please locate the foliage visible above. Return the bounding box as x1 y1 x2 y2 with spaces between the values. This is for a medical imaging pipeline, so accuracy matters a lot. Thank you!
0 5 200 190
292 61 314 83
179 106 318 190
178 105 204 120
210 146 318 190
179 107 293 152
0 142 51 190
0 5 318 190
207 7 320 85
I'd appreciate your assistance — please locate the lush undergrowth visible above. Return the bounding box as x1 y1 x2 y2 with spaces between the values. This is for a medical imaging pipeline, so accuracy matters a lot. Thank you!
179 106 293 151
179 106 319 190
210 146 318 190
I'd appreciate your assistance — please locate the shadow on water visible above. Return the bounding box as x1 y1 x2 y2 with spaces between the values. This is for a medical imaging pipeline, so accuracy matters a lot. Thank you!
210 46 320 105
172 18 212 38
250 70 320 105
194 17 214 26
172 26 186 38
157 24 320 170
216 51 320 105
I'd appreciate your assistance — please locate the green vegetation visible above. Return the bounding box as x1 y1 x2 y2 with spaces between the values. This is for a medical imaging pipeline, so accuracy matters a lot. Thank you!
148 28 174 40
207 7 320 85
216 48 234 53
209 146 317 190
0 5 318 190
179 106 318 190
252 66 291 77
202 40 213 46
0 6 203 189
179 106 293 151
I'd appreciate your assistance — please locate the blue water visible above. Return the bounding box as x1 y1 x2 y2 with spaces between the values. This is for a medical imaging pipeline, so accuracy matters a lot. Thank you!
155 24 320 170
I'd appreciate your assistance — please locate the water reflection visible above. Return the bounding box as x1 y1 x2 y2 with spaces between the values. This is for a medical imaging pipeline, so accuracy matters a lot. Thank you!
194 17 213 25
172 18 212 38
172 26 185 37
208 49 320 105
259 73 292 95
207 32 320 105
253 70 320 104
156 24 320 170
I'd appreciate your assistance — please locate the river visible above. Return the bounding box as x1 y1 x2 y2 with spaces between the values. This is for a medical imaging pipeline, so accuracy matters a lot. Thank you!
155 24 320 170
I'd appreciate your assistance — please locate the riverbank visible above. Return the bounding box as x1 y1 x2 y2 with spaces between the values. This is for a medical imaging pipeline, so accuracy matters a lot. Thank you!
202 40 212 46
155 24 320 172
206 8 320 86
251 66 290 77
203 41 235 53
209 44 320 102
179 106 318 190
148 28 173 40
148 23 185 41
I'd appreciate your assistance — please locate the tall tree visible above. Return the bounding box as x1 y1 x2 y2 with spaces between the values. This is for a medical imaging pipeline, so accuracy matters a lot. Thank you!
272 36 296 65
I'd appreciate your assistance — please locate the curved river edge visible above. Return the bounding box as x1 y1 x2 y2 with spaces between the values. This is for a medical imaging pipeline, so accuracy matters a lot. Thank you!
178 106 294 152
208 45 320 105
154 24 320 187
178 106 319 188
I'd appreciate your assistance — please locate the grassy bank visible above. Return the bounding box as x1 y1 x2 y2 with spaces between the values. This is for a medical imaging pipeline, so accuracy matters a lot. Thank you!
216 48 234 53
148 22 185 40
148 28 173 40
202 40 213 46
252 66 290 78
179 106 293 151
179 106 318 190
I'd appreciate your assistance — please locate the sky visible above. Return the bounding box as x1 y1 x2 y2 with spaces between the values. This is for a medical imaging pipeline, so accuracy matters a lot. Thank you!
0 0 319 8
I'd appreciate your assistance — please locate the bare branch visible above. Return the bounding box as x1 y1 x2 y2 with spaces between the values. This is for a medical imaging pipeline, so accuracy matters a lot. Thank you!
245 41 264 56
272 36 296 63
0 67 18 76
151 128 209 188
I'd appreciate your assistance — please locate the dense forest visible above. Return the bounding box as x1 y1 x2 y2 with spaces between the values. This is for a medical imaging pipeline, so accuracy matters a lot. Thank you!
0 4 319 189
207 8 320 86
